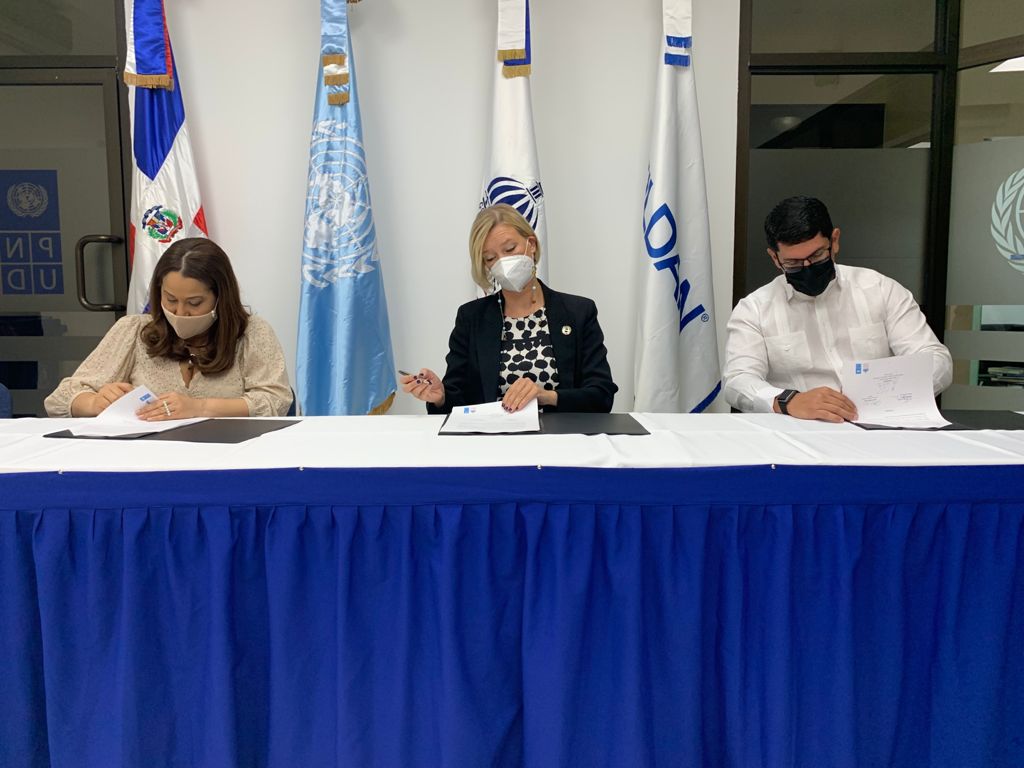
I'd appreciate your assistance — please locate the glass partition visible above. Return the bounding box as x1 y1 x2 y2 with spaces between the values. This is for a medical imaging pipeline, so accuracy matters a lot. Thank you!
944 62 1024 409
745 74 933 300
752 0 934 54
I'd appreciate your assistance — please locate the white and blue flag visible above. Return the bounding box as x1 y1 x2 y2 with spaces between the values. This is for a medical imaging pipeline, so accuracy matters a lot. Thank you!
481 0 547 284
634 0 720 413
297 0 396 415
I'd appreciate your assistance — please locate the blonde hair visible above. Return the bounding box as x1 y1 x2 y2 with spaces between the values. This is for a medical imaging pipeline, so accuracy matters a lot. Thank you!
468 204 541 291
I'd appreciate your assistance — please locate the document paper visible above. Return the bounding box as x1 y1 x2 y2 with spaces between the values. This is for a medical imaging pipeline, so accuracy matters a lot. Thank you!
68 385 205 437
439 398 540 434
841 352 951 429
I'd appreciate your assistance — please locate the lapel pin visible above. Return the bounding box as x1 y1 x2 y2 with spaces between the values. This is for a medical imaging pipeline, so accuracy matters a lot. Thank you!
561 325 572 336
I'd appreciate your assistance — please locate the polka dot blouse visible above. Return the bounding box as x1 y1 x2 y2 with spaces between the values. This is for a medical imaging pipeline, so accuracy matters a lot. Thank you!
498 307 560 397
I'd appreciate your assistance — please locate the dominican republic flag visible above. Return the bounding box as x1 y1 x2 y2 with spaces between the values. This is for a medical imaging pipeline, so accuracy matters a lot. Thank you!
124 0 207 314
296 0 397 416
480 0 547 284
634 0 720 413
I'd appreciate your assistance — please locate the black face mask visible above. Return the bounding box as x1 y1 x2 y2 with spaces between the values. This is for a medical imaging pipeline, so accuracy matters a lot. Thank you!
785 257 836 296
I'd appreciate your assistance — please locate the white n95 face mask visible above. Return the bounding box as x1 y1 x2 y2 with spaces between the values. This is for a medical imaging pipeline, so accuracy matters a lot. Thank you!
163 305 218 339
489 254 535 293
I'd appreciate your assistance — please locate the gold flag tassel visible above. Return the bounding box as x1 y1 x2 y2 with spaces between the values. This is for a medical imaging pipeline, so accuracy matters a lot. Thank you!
496 48 527 62
368 391 395 415
501 63 532 79
123 72 174 89
323 53 351 106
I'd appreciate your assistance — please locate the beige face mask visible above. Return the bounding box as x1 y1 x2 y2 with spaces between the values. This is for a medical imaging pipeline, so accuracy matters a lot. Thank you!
162 304 218 339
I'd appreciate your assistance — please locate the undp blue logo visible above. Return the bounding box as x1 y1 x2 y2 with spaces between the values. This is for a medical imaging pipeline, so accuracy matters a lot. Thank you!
482 177 544 230
1 170 63 296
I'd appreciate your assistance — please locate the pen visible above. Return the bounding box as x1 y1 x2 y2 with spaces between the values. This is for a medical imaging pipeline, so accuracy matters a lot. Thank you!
399 369 431 384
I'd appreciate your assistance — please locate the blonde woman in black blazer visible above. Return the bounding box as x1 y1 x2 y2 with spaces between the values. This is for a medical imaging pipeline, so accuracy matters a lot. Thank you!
401 204 617 414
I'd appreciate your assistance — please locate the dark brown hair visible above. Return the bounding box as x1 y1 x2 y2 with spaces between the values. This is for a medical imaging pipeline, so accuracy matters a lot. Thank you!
141 237 249 375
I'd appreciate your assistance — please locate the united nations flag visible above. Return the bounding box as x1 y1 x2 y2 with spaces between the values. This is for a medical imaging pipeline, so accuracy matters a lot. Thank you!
296 0 397 415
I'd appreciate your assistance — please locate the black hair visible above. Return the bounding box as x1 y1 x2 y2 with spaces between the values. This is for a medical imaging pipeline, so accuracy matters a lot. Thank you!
764 196 834 251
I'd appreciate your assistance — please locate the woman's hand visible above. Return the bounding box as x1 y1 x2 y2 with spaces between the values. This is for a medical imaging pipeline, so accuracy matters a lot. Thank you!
72 382 134 417
501 378 556 412
137 391 207 421
400 368 444 406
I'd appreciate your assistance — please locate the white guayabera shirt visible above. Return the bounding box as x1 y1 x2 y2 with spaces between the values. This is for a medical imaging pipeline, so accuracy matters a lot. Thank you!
722 264 953 413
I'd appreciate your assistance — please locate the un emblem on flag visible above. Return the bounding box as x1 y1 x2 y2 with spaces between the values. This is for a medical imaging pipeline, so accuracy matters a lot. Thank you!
302 119 377 287
482 177 544 231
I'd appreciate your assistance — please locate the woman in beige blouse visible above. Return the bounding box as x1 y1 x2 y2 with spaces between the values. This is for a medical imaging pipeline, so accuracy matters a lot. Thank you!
45 237 292 420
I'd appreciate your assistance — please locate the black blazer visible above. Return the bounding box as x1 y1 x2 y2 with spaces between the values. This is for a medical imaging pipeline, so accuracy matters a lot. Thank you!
427 283 617 414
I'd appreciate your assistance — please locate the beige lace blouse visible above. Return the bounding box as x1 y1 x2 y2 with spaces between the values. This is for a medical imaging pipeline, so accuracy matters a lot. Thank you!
44 314 292 417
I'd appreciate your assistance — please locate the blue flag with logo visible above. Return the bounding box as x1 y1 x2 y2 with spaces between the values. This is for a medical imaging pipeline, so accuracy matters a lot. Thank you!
297 0 397 415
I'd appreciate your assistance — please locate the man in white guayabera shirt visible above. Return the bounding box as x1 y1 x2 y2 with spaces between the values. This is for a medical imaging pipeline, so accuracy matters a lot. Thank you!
723 196 953 422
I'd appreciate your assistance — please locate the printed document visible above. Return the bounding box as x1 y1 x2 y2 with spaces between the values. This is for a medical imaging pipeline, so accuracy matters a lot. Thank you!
69 385 205 437
841 352 950 429
439 398 540 434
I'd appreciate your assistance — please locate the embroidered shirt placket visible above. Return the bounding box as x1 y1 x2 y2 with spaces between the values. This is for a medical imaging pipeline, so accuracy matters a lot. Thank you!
815 284 846 384
774 290 810 393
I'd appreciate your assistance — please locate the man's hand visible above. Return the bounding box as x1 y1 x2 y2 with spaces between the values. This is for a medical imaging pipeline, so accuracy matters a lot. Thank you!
780 386 857 423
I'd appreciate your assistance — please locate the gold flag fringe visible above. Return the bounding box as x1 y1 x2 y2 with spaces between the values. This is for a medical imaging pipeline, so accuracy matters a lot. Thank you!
328 92 350 106
368 391 395 415
501 64 532 79
123 72 174 89
324 73 350 86
496 47 527 62
322 53 348 67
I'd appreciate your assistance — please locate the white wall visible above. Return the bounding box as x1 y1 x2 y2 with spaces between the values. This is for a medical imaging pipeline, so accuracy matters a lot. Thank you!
170 0 739 414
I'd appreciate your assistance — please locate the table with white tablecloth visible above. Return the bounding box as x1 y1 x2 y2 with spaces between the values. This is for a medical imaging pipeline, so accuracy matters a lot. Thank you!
2 414 1023 767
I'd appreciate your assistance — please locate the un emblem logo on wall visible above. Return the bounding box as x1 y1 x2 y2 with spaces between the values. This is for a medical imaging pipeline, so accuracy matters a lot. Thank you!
481 176 544 231
992 167 1024 275
302 119 377 288
6 182 49 218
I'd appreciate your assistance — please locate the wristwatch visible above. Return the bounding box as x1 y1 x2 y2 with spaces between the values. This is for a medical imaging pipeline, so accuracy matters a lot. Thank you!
776 389 799 415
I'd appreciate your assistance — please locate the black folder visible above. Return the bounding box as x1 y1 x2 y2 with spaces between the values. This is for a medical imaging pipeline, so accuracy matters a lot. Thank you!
539 412 649 436
438 411 649 436
45 419 298 443
854 410 1024 431
940 410 1024 431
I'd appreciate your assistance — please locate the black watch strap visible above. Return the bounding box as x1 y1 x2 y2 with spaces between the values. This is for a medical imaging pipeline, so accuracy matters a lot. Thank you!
776 389 799 415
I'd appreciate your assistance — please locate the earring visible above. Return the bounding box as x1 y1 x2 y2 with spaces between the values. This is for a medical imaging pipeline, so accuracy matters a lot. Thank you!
530 264 537 305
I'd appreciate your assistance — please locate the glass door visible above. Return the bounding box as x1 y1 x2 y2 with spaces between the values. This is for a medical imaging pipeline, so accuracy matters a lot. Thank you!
0 69 127 416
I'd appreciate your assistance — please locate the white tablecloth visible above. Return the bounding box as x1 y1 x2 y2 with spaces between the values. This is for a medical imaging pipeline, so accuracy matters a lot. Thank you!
2 413 1024 473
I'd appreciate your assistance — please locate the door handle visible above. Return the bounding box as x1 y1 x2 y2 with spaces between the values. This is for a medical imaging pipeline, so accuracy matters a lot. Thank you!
75 234 126 311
